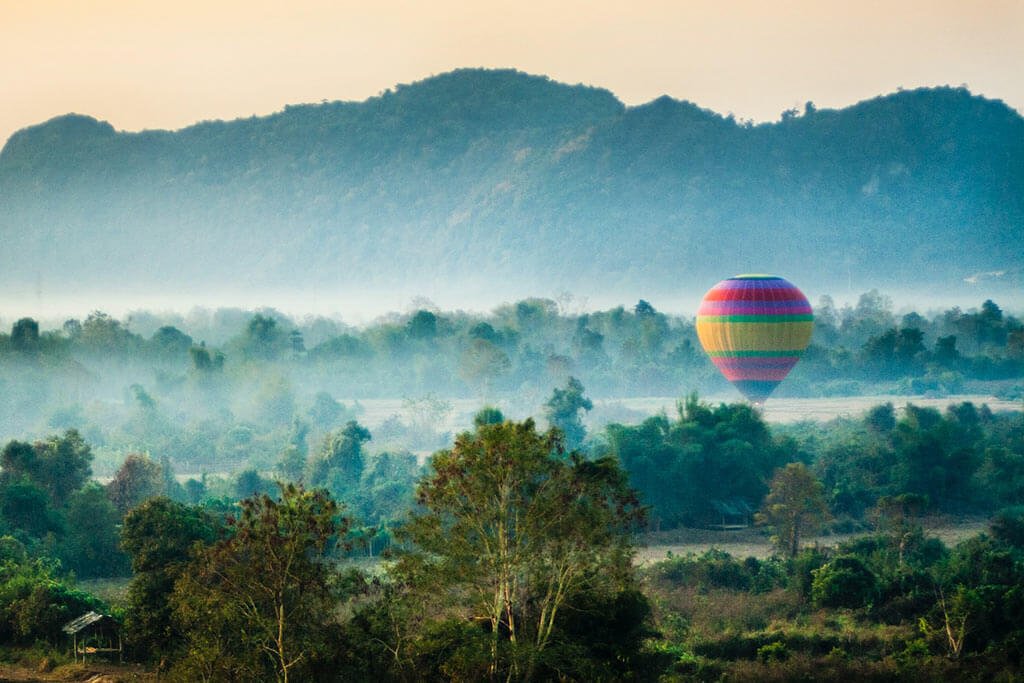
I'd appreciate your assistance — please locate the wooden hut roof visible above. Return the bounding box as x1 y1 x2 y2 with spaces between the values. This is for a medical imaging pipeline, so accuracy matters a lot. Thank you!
62 611 116 635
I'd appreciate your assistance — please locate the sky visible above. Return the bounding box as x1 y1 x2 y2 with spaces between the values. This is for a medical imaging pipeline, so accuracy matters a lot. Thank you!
2 0 1023 147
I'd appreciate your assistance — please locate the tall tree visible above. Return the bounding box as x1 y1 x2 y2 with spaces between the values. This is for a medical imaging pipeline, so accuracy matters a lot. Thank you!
401 418 644 681
543 376 593 450
106 453 164 515
309 421 371 496
121 497 221 662
758 462 831 558
171 484 348 683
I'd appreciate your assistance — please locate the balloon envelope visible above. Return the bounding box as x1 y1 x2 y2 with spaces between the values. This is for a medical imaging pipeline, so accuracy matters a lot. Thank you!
695 275 813 403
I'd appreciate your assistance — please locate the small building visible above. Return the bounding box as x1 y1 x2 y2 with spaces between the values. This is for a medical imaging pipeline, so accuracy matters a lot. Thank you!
62 611 122 663
708 498 754 530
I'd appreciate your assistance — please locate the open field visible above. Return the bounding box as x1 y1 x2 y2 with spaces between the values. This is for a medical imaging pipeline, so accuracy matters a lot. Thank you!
347 393 1022 435
635 516 991 565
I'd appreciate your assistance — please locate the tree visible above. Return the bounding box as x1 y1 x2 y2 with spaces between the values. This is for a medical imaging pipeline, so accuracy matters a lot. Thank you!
106 453 164 515
309 421 371 496
758 463 831 558
608 396 784 529
243 314 285 360
543 376 592 450
275 446 307 483
870 493 929 566
10 318 39 351
473 406 505 427
459 338 511 399
407 309 438 340
171 484 348 682
121 498 221 662
234 468 270 499
811 555 878 608
150 325 193 358
0 547 104 644
61 483 129 578
401 418 644 681
1 430 93 507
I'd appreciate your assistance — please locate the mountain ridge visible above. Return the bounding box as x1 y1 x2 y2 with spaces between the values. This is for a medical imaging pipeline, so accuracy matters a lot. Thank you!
1 68 1021 311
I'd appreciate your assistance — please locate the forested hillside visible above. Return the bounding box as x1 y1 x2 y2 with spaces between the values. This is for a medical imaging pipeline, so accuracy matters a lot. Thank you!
1 69 1021 305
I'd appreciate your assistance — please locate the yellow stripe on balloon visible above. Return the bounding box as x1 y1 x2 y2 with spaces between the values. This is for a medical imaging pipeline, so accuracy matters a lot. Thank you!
695 320 813 353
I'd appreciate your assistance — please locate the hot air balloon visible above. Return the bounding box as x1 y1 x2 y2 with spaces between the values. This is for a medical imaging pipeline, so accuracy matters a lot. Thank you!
695 275 813 404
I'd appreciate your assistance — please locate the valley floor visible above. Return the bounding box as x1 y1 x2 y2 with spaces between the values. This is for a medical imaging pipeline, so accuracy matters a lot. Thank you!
636 515 990 564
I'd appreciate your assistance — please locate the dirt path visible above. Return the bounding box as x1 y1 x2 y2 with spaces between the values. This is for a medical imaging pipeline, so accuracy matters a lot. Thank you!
0 662 153 683
635 517 990 565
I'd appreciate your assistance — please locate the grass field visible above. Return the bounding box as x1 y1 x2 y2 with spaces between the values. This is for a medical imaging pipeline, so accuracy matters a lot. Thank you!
635 515 991 565
348 394 1022 437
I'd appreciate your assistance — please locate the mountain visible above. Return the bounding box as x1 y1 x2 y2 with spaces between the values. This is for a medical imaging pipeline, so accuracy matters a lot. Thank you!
1 68 1022 312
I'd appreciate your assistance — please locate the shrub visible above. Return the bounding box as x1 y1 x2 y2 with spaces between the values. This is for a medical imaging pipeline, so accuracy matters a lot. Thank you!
757 641 789 663
811 556 878 608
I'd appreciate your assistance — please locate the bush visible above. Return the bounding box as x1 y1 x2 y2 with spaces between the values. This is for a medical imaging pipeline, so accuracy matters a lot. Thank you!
811 556 878 608
992 507 1024 548
757 641 789 663
649 550 786 594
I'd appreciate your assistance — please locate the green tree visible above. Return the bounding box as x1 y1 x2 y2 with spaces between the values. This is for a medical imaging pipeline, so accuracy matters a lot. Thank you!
275 446 307 483
473 406 505 427
758 463 831 558
811 555 878 608
407 309 438 340
61 483 129 578
10 318 39 352
0 478 62 539
1 430 93 507
171 484 348 682
0 548 104 644
543 376 592 450
234 468 271 499
243 314 286 361
150 325 193 358
401 418 644 681
121 498 221 662
608 396 783 528
309 421 371 496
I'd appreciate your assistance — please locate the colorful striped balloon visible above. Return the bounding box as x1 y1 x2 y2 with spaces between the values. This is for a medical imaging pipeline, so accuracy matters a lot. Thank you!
696 275 813 403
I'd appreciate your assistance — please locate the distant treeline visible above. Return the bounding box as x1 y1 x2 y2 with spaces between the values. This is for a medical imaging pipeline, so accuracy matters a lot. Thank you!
0 293 1020 475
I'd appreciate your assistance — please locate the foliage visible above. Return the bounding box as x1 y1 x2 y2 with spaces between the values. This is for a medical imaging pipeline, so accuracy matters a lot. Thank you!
609 395 786 528
811 556 879 608
0 540 105 644
399 417 645 681
309 421 371 499
758 463 831 558
543 376 593 450
106 453 164 515
60 483 128 578
170 484 349 682
0 430 92 507
121 498 221 662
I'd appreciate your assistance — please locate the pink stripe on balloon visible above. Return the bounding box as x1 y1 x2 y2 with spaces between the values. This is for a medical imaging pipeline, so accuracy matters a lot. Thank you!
715 367 792 381
713 357 800 369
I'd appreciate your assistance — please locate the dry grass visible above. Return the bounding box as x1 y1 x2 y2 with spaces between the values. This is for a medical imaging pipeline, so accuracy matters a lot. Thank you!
636 515 990 564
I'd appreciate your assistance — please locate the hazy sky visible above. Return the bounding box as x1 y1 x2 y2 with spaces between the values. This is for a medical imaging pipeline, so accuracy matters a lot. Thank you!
2 0 1023 146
